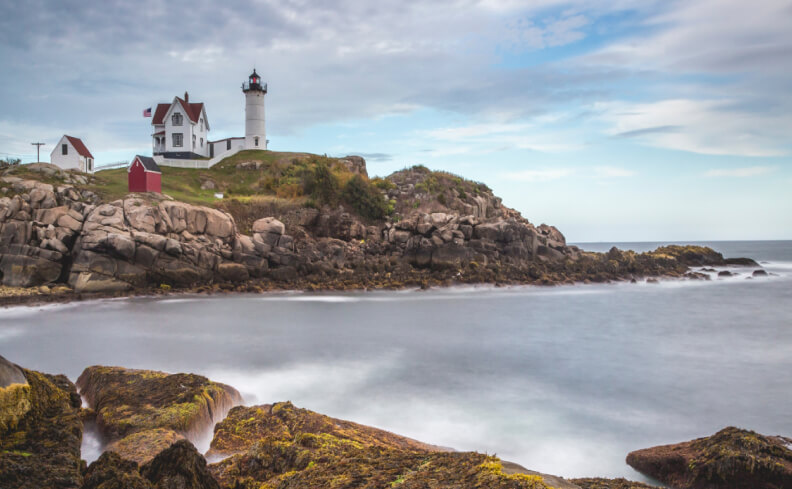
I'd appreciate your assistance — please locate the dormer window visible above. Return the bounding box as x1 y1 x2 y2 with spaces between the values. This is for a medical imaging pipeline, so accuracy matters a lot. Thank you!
172 113 183 126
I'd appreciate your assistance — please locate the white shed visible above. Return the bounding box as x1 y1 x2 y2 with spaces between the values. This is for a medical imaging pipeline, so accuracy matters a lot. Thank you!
50 135 94 173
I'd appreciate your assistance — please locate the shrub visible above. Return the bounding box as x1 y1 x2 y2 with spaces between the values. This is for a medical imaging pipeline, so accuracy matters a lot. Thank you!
342 175 390 220
302 160 339 206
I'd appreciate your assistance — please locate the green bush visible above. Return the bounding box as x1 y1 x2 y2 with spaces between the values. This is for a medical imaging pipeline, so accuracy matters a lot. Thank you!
302 160 339 206
342 175 390 220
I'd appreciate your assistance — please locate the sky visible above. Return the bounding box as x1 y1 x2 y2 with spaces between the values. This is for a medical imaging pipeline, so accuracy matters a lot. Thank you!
1 0 790 242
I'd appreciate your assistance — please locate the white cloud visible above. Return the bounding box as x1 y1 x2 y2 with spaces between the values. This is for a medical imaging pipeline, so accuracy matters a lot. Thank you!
597 99 790 157
595 166 635 177
503 168 574 181
704 166 777 177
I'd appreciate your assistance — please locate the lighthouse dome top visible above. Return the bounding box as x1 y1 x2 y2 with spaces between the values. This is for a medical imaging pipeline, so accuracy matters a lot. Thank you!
243 68 267 93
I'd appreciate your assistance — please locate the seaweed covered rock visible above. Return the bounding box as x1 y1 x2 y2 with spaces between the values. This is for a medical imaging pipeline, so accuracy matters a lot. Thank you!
208 401 561 489
0 355 31 432
105 428 185 465
648 245 758 268
0 359 83 489
82 451 152 489
626 427 792 489
140 439 220 489
208 401 441 458
571 478 658 489
76 366 241 462
82 440 219 489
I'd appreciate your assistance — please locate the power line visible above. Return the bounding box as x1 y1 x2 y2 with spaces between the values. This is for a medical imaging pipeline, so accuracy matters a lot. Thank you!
31 142 45 163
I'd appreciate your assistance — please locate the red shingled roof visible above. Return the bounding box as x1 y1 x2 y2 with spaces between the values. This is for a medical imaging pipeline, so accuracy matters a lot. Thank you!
64 135 93 159
151 97 204 125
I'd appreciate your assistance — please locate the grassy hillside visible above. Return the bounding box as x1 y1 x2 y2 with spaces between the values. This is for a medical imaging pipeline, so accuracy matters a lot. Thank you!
91 150 391 220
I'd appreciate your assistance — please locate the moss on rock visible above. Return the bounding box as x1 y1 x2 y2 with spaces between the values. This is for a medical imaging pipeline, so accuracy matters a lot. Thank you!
208 401 560 489
626 426 792 489
76 366 241 464
0 365 83 488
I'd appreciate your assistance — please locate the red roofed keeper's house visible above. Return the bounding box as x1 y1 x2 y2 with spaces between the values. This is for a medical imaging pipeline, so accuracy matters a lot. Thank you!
50 135 95 173
151 91 209 158
128 155 162 193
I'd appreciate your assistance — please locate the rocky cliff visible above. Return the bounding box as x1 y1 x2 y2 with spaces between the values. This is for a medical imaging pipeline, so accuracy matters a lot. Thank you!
0 157 759 300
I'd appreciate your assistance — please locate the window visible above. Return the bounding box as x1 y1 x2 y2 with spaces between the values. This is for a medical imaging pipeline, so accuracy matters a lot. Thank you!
88 159 93 171
200 118 204 131
172 133 183 147
172 113 183 126
254 137 259 147
226 140 231 150
192 134 196 149
62 144 68 155
200 138 203 147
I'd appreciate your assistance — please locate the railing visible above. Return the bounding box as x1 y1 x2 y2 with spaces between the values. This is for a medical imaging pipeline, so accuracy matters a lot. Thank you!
242 81 268 93
94 161 128 171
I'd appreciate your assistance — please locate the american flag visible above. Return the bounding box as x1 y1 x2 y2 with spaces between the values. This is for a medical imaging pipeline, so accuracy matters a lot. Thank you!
143 107 152 117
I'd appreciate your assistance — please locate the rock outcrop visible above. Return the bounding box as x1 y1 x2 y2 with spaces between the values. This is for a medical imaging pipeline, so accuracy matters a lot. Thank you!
76 366 241 463
207 401 444 458
0 156 761 296
208 401 563 489
571 478 658 489
0 357 83 489
82 440 219 489
626 427 792 489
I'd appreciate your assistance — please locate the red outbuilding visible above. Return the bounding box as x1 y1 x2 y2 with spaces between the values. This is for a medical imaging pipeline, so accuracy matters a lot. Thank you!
128 155 162 193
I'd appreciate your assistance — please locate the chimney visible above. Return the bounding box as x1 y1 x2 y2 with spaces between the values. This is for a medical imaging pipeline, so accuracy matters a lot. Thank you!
184 91 189 102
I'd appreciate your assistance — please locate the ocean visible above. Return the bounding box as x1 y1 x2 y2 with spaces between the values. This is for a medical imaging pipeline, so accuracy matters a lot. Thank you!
1 240 790 482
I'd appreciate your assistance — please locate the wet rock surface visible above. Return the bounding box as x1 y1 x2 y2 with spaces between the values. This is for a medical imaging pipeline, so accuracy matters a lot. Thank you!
626 427 792 489
0 358 83 489
76 366 241 463
571 478 658 489
82 440 219 489
207 401 565 489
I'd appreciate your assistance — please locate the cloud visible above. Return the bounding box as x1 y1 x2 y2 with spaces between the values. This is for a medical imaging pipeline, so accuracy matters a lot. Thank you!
350 152 393 162
503 168 573 182
594 166 635 177
596 99 790 157
704 166 777 177
614 125 680 139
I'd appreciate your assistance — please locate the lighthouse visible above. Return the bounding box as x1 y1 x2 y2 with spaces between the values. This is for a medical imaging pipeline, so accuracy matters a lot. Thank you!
242 69 267 150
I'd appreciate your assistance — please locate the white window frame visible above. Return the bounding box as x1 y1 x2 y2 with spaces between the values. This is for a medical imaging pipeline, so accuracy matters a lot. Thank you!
172 133 183 147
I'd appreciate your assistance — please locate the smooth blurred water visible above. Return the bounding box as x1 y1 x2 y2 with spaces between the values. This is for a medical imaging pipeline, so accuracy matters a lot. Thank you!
1 240 790 481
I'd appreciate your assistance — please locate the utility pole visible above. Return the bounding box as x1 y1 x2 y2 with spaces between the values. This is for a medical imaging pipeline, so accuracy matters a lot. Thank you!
31 142 45 163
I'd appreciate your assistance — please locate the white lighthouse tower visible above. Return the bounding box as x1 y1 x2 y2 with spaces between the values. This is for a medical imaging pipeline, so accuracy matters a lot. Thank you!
242 69 267 150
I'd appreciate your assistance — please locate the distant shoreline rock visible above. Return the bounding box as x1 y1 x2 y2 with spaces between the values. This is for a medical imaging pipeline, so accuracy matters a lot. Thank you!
626 427 792 489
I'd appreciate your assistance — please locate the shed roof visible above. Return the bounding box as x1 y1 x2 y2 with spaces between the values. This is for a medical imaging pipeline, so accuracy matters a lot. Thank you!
132 155 161 173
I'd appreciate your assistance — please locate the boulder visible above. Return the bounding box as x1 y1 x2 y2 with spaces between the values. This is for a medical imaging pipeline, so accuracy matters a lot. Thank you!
82 451 153 489
571 478 658 488
0 364 83 489
217 262 249 283
141 440 220 489
208 402 558 489
0 244 63 287
76 366 242 463
626 427 792 489
106 428 185 466
252 217 285 235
